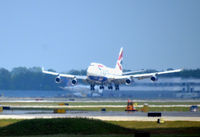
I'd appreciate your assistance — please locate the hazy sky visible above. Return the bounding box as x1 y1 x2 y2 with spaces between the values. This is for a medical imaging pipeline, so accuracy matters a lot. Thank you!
0 0 199 72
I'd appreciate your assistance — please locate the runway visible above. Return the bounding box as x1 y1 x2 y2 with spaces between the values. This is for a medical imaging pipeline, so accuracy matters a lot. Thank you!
7 105 200 109
1 110 200 121
1 98 200 121
0 97 200 103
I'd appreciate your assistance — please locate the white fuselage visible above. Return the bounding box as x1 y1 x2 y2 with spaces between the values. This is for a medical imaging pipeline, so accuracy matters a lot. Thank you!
86 63 122 84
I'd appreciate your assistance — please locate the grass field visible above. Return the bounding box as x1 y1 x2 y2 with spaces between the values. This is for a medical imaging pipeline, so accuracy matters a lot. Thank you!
64 106 190 112
0 118 133 136
8 106 190 112
1 135 135 137
2 135 200 137
0 119 19 128
0 119 200 137
10 106 190 112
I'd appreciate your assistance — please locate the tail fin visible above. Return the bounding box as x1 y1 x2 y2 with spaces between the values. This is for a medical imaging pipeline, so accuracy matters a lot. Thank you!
115 47 123 73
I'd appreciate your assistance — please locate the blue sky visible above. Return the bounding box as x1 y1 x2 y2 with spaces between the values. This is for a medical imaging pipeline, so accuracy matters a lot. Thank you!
0 0 199 72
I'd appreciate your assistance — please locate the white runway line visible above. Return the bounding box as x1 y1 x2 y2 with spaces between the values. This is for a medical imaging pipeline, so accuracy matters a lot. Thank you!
0 114 200 121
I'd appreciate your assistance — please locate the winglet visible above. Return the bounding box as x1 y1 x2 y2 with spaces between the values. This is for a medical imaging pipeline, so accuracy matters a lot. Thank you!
41 67 45 72
41 67 59 76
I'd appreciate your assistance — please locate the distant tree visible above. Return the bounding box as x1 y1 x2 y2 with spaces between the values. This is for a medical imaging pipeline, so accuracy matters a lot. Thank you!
0 68 11 89
10 67 61 90
47 69 56 72
11 67 32 90
68 69 86 75
0 67 200 91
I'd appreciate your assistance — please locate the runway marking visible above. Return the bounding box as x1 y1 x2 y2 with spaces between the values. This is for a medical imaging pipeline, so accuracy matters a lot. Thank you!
0 115 200 121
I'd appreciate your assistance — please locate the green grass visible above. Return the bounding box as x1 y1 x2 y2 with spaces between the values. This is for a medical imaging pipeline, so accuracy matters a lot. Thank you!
65 107 189 112
151 134 200 137
2 119 200 130
0 119 20 127
1 101 200 106
109 121 200 129
2 134 200 137
0 118 134 136
109 121 200 135
0 119 200 137
0 101 199 112
0 135 134 137
1 134 200 137
9 106 190 112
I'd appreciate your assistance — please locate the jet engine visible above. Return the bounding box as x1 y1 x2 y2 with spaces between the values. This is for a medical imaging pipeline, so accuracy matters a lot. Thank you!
150 75 158 81
71 78 77 85
125 78 132 85
55 76 61 83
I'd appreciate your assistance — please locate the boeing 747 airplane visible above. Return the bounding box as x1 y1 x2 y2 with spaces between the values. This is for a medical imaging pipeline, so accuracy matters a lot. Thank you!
42 48 182 90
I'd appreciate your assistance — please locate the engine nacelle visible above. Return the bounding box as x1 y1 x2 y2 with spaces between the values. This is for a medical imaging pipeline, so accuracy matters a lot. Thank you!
55 76 61 83
151 75 158 81
125 78 132 85
71 78 77 85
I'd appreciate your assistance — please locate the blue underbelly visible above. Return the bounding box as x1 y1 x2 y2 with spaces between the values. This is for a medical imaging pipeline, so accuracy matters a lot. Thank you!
88 75 108 82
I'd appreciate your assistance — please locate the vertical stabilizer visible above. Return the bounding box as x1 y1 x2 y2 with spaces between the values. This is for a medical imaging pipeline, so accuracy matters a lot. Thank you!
115 47 123 73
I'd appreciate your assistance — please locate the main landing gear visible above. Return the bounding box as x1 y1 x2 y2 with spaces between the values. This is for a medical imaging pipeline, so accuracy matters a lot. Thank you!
90 84 104 90
108 85 113 90
108 84 119 90
90 84 95 91
99 85 104 90
115 84 119 90
90 84 119 91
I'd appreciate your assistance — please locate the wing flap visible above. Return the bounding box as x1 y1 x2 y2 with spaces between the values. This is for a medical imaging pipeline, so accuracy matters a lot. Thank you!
122 69 145 75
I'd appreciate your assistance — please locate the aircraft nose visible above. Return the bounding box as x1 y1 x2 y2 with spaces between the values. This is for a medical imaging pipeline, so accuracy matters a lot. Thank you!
87 66 93 74
87 65 97 76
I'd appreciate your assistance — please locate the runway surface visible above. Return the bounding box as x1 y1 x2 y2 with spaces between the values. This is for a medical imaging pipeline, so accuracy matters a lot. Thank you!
1 110 200 121
1 97 200 103
7 105 200 109
1 98 200 121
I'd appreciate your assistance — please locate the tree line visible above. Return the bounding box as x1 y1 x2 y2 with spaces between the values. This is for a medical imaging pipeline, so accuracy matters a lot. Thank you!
0 67 60 90
0 67 199 90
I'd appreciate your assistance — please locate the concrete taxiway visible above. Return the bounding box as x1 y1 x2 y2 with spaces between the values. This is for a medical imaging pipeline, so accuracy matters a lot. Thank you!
0 97 200 103
0 110 200 121
7 105 200 109
1 98 200 121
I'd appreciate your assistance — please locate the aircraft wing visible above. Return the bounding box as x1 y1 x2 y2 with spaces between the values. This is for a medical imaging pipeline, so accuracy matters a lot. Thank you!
132 69 183 80
122 69 145 75
42 68 87 80
110 69 183 81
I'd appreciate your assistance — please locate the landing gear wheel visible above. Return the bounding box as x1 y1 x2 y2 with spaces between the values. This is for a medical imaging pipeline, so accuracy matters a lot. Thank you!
115 85 119 90
99 85 104 90
108 85 113 90
90 85 95 90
